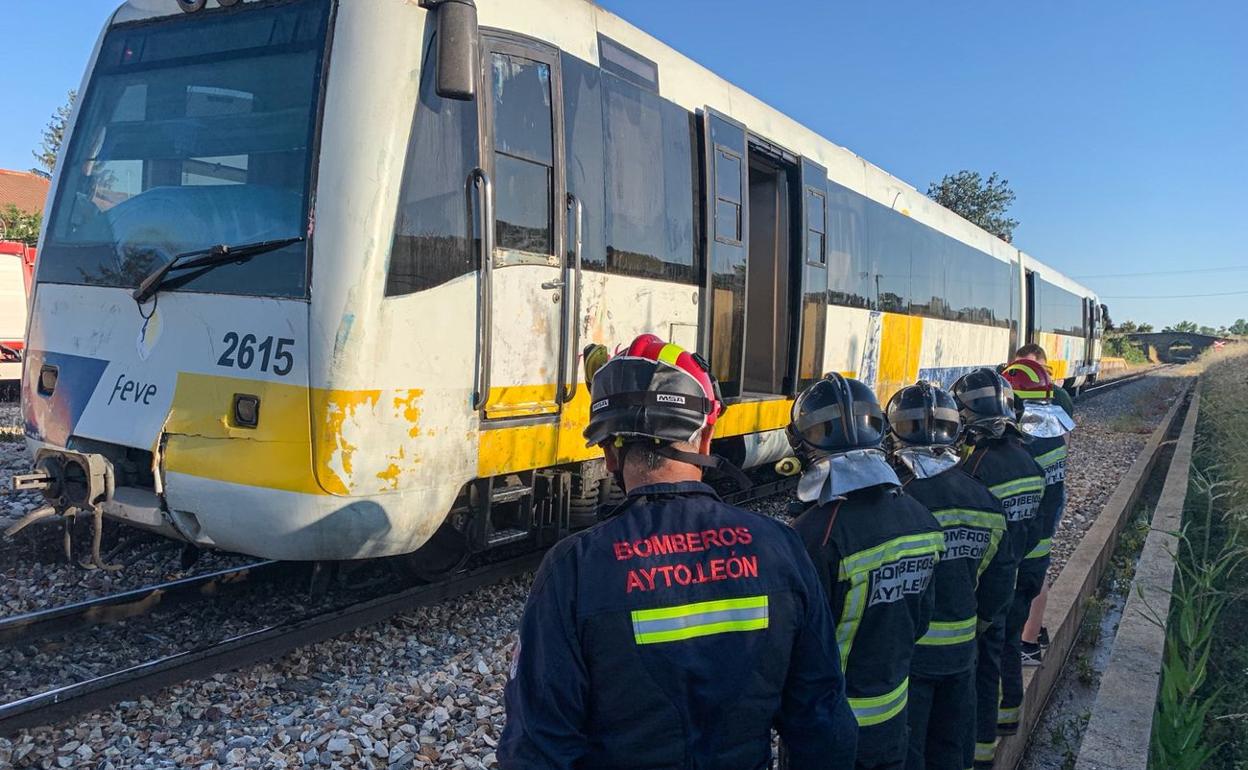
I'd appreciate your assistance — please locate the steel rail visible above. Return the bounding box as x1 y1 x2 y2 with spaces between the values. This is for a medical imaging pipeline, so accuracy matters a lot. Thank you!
0 560 282 647
0 472 796 736
1078 364 1172 400
0 551 545 737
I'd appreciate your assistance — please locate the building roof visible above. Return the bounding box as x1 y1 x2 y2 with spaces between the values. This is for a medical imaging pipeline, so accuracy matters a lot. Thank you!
0 169 51 214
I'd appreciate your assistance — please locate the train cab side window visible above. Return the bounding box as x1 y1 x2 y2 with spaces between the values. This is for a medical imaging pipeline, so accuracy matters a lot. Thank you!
386 39 480 297
491 53 555 255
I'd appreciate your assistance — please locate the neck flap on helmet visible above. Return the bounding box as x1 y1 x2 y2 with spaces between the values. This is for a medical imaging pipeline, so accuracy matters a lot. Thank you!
797 448 900 504
1019 402 1075 438
893 445 962 480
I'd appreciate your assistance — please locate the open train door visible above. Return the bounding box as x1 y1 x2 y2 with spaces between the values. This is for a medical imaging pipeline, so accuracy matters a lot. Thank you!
793 158 828 390
699 108 750 399
1024 269 1037 344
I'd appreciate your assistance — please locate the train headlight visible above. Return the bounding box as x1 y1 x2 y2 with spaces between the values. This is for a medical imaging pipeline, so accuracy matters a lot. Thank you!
232 394 260 428
176 0 207 12
38 365 58 396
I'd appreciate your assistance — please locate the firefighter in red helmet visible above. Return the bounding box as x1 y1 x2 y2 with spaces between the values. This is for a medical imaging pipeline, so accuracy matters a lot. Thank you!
500 334 857 770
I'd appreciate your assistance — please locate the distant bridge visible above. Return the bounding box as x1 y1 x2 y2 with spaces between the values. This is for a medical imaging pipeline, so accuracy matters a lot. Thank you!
1123 332 1235 363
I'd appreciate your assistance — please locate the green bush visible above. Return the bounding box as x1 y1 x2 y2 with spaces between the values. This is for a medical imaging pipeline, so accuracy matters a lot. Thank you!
1105 334 1149 364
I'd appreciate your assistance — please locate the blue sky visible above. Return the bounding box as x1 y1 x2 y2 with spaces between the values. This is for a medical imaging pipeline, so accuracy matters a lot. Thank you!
2 1 1244 329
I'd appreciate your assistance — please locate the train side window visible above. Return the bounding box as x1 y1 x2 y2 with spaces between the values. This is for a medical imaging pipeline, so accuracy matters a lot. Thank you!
826 181 870 308
714 149 743 244
386 38 480 297
867 200 910 313
601 73 696 283
561 52 607 272
805 188 826 265
491 53 555 255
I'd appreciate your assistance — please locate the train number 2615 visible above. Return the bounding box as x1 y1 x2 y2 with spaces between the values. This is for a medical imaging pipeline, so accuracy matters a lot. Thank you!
216 333 296 376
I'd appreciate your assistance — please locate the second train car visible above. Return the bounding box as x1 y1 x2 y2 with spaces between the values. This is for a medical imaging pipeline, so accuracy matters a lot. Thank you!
19 0 1103 562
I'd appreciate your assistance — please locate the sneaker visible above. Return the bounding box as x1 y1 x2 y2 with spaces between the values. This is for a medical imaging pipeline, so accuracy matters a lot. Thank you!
1038 627 1051 649
1021 641 1043 667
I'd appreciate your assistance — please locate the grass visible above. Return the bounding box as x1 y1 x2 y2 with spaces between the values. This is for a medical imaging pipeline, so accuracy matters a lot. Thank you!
1148 346 1248 769
1048 710 1092 770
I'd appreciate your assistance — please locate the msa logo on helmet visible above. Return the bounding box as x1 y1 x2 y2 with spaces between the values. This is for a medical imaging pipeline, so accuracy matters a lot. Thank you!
655 394 686 405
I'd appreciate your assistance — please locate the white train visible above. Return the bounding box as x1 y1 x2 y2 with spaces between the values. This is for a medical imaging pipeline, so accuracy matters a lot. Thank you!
18 0 1102 563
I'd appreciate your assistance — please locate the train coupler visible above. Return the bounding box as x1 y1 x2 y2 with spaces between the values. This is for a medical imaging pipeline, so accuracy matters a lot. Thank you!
10 472 53 492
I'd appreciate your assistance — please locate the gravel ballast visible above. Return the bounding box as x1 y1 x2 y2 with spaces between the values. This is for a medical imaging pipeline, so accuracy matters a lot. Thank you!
0 372 1186 769
1 402 260 618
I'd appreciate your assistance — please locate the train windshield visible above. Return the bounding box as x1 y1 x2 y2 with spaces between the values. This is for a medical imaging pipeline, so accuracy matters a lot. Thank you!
38 0 331 299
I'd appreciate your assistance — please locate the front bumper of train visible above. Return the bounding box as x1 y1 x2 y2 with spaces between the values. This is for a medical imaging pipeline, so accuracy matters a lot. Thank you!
15 436 456 561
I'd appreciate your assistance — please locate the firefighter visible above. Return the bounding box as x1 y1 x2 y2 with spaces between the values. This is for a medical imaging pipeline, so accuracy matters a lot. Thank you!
499 334 858 770
1009 343 1074 418
952 368 1046 769
789 374 944 770
883 383 1014 770
998 360 1074 718
1007 347 1075 663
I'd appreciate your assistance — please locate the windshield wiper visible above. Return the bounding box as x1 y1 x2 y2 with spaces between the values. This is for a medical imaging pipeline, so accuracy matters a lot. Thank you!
132 236 305 303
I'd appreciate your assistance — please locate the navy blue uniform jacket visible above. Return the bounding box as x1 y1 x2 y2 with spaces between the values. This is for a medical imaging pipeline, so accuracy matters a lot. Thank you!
499 481 858 770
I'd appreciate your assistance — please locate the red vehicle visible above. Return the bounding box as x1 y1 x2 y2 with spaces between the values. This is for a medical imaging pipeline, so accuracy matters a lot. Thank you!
0 240 34 388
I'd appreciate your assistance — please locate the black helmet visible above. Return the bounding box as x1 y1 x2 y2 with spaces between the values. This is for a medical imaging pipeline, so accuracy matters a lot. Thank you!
582 334 724 448
787 373 884 461
951 368 1016 431
886 381 962 447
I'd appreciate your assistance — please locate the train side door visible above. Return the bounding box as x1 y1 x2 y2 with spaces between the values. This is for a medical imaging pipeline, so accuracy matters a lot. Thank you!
1083 298 1097 369
795 158 829 390
478 36 570 420
1024 269 1037 344
699 109 750 398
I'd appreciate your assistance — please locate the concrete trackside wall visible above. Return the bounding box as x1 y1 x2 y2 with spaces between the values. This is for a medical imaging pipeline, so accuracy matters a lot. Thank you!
1073 390 1201 770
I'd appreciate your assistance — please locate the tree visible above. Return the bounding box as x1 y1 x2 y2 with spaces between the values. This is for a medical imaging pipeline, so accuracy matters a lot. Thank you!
926 170 1019 242
1138 322 1155 333
1229 319 1248 336
1116 320 1139 334
1199 325 1217 336
33 91 76 175
1166 321 1199 333
0 205 42 245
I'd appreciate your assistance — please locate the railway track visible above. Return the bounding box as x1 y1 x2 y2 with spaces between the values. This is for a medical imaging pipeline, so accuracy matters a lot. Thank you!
1079 364 1172 399
0 366 1168 739
0 476 793 737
